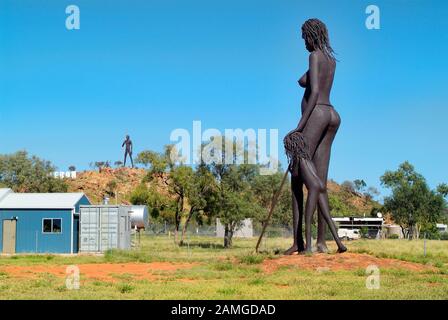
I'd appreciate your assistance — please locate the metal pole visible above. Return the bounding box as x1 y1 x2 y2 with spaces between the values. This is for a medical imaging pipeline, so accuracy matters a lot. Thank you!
255 168 289 253
424 233 427 257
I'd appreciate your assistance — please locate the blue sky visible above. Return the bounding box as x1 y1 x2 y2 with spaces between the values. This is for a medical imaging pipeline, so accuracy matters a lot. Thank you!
1 0 447 200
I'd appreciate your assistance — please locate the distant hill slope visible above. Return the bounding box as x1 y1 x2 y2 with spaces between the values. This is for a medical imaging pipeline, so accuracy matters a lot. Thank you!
325 180 380 217
66 168 380 216
66 168 147 204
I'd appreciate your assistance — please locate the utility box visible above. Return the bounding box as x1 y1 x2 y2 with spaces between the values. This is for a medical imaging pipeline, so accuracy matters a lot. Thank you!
79 205 131 253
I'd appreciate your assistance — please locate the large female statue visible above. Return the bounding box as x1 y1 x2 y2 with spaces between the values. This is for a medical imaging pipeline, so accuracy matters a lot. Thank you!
284 19 347 254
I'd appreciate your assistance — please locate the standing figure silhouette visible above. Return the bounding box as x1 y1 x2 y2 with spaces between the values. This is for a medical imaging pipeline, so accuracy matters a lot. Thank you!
122 135 134 168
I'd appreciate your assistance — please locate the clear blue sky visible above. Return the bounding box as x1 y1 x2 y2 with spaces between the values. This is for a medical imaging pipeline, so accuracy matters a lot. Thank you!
1 0 447 200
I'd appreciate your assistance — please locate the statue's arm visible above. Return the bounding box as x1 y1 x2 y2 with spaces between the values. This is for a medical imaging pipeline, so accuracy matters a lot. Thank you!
296 53 319 132
122 141 125 147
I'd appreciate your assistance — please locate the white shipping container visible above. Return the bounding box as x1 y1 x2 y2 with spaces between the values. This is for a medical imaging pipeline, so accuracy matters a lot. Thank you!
80 205 131 252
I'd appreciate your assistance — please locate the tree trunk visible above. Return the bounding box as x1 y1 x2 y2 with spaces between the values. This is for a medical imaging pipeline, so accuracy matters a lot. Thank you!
180 208 194 246
408 224 414 240
400 226 406 239
174 196 184 245
224 223 234 248
416 224 421 240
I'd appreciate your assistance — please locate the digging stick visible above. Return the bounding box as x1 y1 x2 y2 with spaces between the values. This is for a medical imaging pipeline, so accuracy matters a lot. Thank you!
255 168 289 253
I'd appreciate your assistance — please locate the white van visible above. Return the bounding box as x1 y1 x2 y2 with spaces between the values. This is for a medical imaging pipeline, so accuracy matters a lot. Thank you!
338 228 361 240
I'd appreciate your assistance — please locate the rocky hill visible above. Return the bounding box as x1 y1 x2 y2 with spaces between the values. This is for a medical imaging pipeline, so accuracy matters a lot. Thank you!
66 167 147 204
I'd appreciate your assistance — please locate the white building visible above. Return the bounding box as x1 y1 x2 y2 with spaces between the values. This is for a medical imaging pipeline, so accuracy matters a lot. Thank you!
216 218 253 238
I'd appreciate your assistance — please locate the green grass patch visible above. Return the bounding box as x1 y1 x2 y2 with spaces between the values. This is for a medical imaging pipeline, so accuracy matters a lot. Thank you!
239 254 265 265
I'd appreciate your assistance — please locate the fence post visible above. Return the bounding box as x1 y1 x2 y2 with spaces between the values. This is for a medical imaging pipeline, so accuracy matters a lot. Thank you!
424 233 427 257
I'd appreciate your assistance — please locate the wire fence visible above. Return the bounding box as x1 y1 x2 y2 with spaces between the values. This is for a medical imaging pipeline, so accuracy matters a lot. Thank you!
143 222 293 238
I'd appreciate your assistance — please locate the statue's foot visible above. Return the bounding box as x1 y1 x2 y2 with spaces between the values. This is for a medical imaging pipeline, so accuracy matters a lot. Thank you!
300 244 313 255
337 245 347 254
302 248 313 255
284 245 299 255
316 242 329 253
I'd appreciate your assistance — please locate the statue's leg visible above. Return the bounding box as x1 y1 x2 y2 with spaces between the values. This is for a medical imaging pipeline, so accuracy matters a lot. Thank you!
316 187 347 253
123 152 127 167
285 171 305 254
299 159 324 253
315 108 341 252
299 159 346 253
314 125 339 252
299 105 329 252
130 153 134 168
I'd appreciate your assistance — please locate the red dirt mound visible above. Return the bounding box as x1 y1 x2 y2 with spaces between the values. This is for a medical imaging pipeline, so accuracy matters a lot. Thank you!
262 253 436 273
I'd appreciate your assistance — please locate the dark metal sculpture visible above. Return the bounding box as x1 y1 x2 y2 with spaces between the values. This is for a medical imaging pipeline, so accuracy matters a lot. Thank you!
284 19 347 254
122 135 134 168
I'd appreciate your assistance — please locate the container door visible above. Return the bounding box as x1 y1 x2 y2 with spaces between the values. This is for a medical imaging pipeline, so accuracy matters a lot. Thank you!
100 207 118 251
80 207 100 252
119 215 131 249
73 215 80 253
2 219 16 254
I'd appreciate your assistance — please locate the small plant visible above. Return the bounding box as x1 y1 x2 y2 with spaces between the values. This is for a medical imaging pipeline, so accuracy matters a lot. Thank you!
248 278 265 286
440 232 448 241
117 283 134 294
360 227 369 238
106 180 118 197
214 262 233 271
114 161 123 167
354 268 365 276
239 254 265 265
217 288 238 295
55 285 67 292
389 234 400 239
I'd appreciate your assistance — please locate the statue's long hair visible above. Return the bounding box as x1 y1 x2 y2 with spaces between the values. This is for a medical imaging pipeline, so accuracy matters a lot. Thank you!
302 18 336 61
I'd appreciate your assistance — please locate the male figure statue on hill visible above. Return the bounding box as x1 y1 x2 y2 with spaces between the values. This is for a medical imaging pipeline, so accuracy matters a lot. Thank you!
122 135 134 168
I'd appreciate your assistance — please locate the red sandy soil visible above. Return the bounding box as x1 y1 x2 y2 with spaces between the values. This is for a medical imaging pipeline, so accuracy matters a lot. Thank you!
262 253 436 273
0 262 197 282
0 253 435 284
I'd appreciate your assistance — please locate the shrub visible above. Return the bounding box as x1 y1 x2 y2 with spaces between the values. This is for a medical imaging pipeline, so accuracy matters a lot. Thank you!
239 254 265 265
389 234 399 239
213 262 233 271
360 227 369 238
440 232 448 241
117 283 134 294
